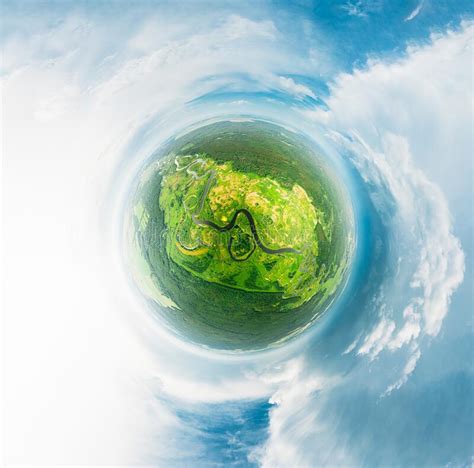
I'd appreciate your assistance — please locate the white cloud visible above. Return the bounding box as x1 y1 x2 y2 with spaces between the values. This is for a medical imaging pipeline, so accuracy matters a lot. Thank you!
333 129 465 389
88 14 278 106
1 14 92 75
405 1 424 21
310 21 473 206
222 14 277 40
303 25 469 388
388 303 421 350
410 222 465 336
342 333 361 355
358 316 396 359
378 132 465 340
384 346 421 395
341 1 368 18
277 76 316 99
256 363 350 468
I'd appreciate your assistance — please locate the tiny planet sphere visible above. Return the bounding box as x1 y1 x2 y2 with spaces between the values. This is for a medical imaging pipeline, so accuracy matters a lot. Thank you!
125 120 354 351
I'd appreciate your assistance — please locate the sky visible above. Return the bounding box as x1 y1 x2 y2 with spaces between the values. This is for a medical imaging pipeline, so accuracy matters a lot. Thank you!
2 1 473 466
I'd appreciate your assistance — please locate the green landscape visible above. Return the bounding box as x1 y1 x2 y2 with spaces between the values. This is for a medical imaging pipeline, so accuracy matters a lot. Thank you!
126 120 354 350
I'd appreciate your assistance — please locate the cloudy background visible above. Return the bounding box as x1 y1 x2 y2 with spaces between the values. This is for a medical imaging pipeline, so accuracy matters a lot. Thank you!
2 1 473 466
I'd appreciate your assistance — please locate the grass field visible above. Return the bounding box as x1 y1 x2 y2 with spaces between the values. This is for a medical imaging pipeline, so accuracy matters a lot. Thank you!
126 120 354 350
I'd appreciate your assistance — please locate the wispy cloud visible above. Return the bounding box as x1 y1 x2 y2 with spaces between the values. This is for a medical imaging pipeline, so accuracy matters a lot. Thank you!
341 1 368 18
341 0 382 18
405 1 424 21
276 76 316 98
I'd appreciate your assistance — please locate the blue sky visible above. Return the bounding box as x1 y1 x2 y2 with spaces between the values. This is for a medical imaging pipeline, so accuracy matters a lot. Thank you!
2 1 472 466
